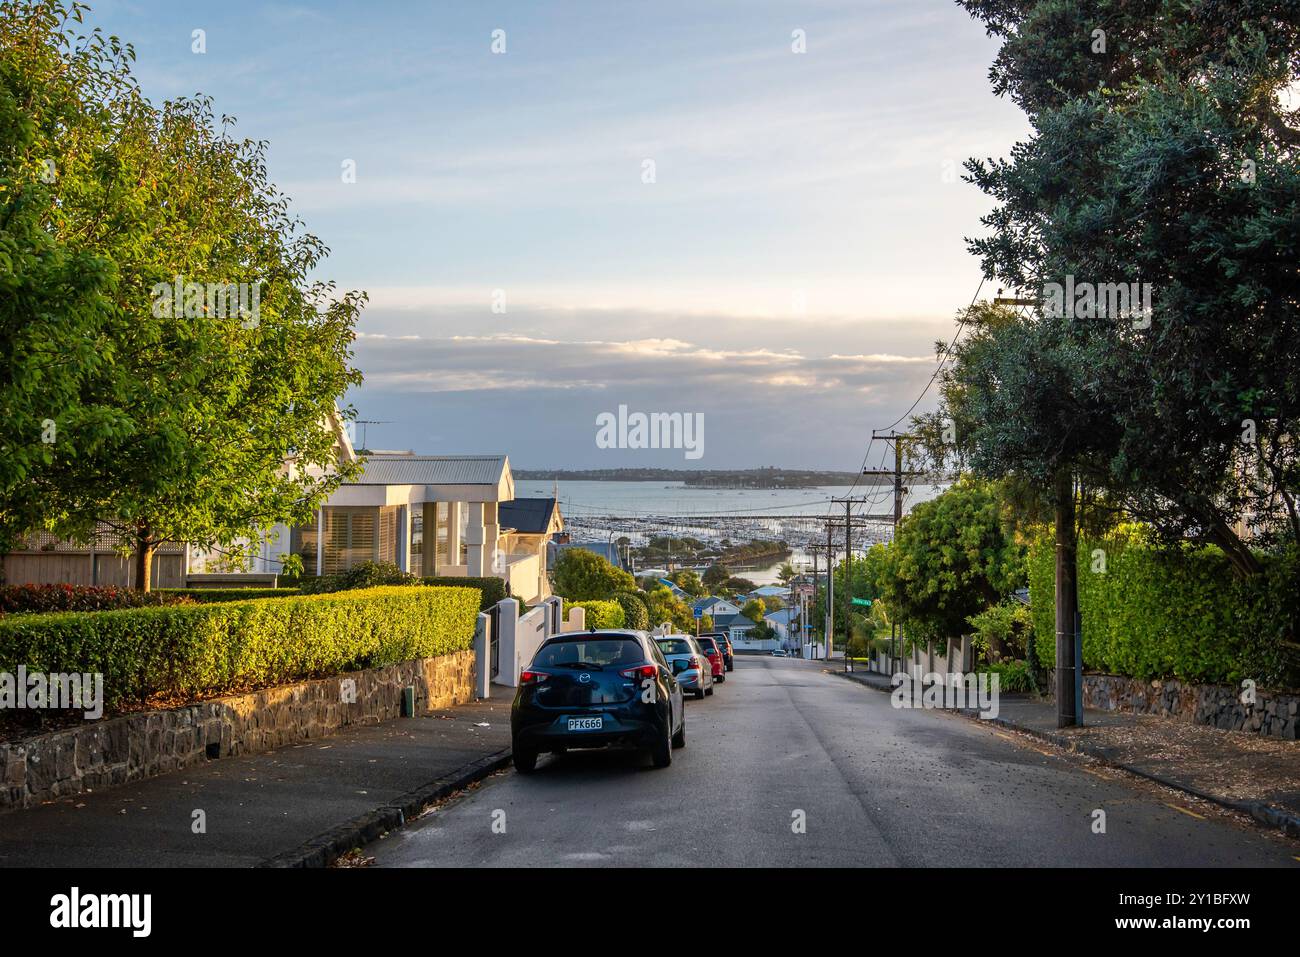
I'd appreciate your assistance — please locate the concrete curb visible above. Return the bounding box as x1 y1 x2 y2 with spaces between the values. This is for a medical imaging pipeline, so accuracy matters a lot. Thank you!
831 669 1300 840
257 747 513 868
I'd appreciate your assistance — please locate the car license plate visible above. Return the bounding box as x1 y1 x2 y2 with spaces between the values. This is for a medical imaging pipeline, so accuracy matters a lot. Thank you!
567 716 603 731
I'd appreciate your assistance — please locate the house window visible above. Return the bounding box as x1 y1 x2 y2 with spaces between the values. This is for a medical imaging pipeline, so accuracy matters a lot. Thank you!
377 506 398 565
410 511 422 567
290 524 319 577
435 502 450 566
322 507 377 574
434 502 467 567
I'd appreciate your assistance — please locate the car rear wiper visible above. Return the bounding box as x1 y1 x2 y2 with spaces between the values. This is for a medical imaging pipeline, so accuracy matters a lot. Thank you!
550 662 605 670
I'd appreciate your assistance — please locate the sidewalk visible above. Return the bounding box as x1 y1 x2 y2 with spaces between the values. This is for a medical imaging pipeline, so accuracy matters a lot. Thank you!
832 668 1300 838
0 698 512 868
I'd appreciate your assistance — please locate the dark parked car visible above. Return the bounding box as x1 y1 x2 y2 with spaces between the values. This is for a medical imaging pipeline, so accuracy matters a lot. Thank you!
703 632 735 671
695 635 726 683
511 630 686 773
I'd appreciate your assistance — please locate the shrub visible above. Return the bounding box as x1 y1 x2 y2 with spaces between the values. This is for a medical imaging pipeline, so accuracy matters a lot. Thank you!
0 585 481 712
158 588 300 603
0 584 190 615
980 660 1034 694
300 560 418 593
1027 529 1298 687
552 548 635 600
612 591 650 630
563 599 625 629
422 576 507 610
967 599 1033 664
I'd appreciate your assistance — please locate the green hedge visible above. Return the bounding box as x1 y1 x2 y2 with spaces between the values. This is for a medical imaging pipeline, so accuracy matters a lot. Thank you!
422 576 507 610
563 599 626 629
158 588 301 603
0 585 481 712
1027 529 1297 686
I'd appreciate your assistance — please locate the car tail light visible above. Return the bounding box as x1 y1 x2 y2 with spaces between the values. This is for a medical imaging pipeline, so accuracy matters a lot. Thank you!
519 670 550 685
621 664 657 680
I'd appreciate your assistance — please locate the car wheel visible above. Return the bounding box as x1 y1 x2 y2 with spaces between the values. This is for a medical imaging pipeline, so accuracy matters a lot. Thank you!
726 663 734 672
513 748 538 774
705 685 714 696
672 714 686 749
717 673 725 683
650 719 673 768
694 688 706 700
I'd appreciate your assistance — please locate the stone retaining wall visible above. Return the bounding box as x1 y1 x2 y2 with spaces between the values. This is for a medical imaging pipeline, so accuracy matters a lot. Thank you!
1082 673 1298 740
0 650 476 812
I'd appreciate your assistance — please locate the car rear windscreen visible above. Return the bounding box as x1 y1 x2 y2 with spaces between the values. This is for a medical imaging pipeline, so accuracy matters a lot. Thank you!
655 638 694 655
533 638 644 669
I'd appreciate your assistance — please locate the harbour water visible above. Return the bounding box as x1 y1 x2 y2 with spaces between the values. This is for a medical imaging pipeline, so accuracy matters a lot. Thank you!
514 479 947 585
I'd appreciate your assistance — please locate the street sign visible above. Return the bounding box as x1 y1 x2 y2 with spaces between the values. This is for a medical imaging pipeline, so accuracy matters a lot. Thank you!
850 597 873 607
693 608 703 619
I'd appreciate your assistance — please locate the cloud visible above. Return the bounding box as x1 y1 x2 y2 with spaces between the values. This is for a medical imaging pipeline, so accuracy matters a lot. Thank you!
347 309 948 467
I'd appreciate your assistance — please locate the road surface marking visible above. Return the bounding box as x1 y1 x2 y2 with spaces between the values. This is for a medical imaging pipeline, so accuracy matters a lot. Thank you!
1164 803 1205 820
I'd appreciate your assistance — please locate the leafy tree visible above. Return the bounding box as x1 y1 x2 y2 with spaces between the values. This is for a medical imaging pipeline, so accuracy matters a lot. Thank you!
916 0 1300 709
877 478 1025 645
950 0 1300 573
0 1 131 550
776 561 797 585
644 585 693 632
702 563 729 588
668 568 706 597
740 598 766 623
552 547 636 601
1 2 364 588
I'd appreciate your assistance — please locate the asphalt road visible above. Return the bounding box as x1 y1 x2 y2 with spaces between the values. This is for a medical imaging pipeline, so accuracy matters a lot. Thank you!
369 656 1300 868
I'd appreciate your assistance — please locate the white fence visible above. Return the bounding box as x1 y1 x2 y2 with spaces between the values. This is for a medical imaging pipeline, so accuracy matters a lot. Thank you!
489 595 587 689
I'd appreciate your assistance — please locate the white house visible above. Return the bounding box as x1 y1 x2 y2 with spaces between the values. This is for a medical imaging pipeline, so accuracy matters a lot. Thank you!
191 414 560 603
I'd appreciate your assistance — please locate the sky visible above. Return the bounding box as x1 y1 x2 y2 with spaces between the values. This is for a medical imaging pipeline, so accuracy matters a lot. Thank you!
84 0 1028 469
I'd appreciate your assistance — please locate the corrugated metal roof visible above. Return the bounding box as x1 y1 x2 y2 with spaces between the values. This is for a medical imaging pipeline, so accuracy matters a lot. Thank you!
347 455 507 486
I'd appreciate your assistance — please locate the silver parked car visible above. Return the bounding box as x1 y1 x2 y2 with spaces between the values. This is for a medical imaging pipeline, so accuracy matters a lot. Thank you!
654 635 714 700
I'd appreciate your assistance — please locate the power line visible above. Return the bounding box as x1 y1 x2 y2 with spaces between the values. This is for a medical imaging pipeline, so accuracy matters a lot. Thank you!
878 274 986 433
834 274 988 521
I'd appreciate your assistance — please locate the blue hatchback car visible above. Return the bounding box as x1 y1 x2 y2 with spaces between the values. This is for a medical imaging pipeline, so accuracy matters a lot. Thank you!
511 630 686 773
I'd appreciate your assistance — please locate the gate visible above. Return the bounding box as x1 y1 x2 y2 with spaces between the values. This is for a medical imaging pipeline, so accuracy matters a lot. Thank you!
487 603 501 681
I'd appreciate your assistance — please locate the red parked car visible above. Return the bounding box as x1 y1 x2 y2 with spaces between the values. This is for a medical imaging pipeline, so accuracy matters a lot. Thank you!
702 631 735 671
695 636 726 683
